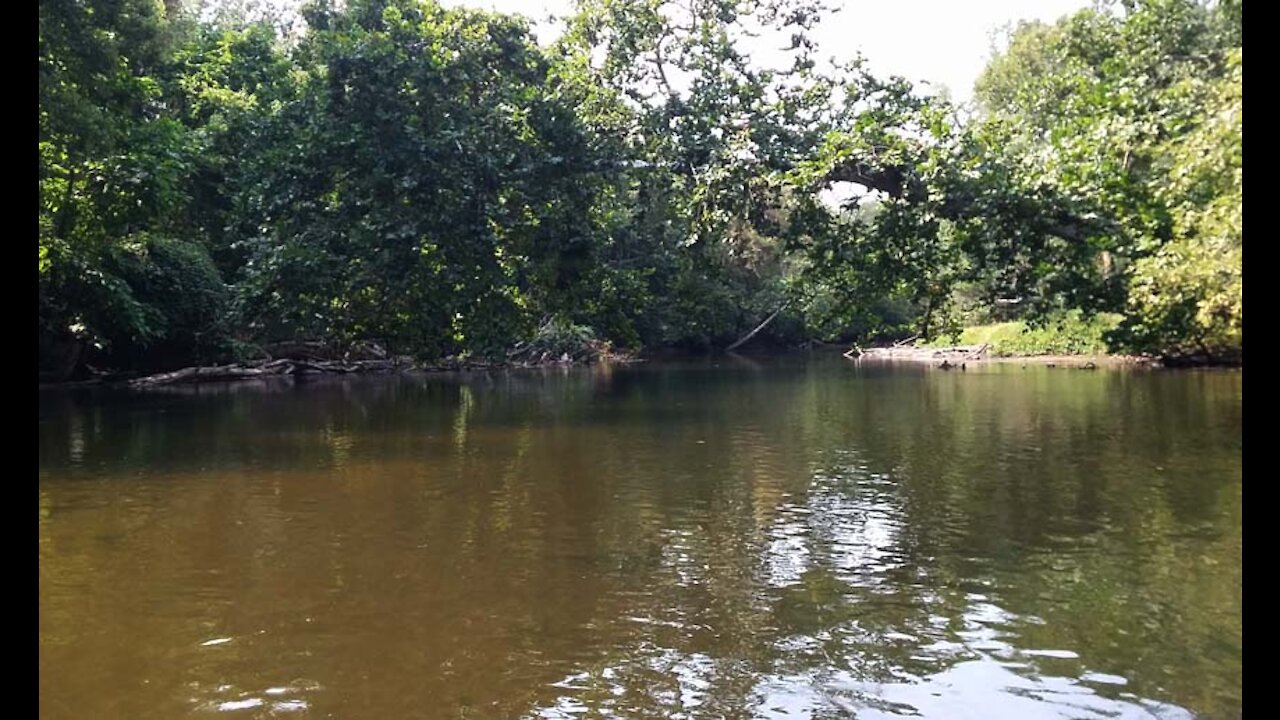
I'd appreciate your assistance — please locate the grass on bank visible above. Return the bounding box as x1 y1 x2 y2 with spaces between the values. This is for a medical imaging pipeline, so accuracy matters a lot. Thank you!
922 311 1123 357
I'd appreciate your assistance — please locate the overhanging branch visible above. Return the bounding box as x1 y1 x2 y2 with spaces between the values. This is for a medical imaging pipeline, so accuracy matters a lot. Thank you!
825 158 1118 245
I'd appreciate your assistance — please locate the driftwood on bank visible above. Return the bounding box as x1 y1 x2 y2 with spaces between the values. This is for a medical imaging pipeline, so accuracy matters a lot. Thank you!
129 358 405 387
851 344 991 364
128 339 422 387
127 343 639 388
846 343 1148 368
506 338 622 366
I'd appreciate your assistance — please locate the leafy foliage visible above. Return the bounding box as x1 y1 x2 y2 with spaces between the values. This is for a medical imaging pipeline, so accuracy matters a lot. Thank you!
510 317 611 363
37 0 1242 377
967 0 1242 361
925 311 1122 357
1117 48 1241 362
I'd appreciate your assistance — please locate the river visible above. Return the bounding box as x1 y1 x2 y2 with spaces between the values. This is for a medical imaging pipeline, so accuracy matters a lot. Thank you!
38 355 1242 719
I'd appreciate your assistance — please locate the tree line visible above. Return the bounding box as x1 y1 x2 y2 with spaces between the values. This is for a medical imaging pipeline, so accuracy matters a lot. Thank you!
39 0 1242 378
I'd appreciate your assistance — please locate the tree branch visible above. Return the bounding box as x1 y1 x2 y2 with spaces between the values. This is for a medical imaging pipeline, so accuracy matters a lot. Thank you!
653 41 678 101
825 158 1119 245
823 161 909 198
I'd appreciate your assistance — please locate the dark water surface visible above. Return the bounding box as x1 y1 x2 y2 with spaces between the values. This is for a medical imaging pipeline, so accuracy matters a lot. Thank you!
39 356 1242 719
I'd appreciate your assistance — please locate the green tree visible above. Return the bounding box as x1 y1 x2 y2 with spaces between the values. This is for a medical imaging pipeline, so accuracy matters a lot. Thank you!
967 0 1242 360
222 0 605 358
39 0 232 376
36 0 1242 373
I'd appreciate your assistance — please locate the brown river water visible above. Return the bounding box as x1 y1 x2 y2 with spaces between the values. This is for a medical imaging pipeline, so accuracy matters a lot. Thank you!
38 355 1241 719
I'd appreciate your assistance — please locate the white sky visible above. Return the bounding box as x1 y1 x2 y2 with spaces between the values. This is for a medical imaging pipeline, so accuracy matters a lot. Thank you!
439 0 1093 104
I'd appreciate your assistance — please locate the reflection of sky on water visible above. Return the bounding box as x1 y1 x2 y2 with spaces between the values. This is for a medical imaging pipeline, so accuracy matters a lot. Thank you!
529 457 1199 720
190 679 319 715
754 660 1194 720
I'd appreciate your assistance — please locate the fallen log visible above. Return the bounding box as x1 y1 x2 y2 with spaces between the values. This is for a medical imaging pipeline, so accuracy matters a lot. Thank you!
850 344 989 364
726 302 789 352
893 334 920 348
130 364 267 386
126 349 642 387
128 357 409 387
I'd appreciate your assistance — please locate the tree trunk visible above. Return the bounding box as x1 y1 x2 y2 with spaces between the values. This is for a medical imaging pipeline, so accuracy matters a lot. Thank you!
39 336 84 382
726 302 788 352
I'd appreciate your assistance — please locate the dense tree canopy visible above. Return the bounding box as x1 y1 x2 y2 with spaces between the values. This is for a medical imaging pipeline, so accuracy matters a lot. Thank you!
38 0 1242 378
969 0 1242 361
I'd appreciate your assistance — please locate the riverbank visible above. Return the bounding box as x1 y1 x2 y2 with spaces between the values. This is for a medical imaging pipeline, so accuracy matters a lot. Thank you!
39 350 641 390
847 313 1176 368
922 313 1122 356
849 343 1156 369
37 346 1177 390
